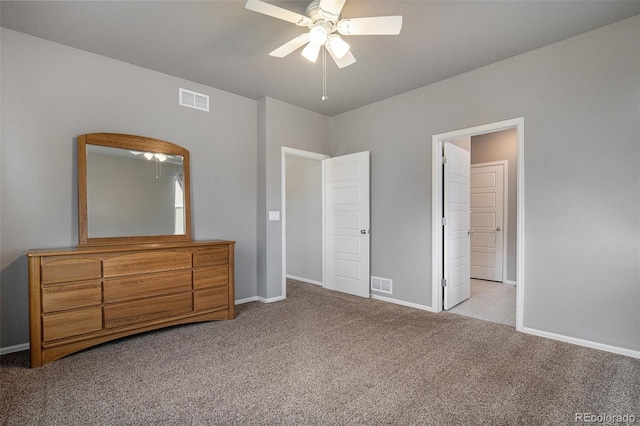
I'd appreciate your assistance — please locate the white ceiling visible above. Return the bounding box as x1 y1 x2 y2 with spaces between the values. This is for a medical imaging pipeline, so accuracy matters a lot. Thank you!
2 1 638 116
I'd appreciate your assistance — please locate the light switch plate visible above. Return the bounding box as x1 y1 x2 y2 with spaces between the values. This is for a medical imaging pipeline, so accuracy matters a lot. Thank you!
268 211 280 221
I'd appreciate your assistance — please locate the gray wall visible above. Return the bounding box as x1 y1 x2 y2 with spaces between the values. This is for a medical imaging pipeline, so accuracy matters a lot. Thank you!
257 97 330 300
0 29 258 348
2 16 638 356
471 129 518 282
286 155 323 282
330 17 640 351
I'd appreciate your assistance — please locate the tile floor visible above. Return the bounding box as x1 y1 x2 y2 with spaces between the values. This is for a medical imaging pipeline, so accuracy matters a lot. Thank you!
447 279 516 326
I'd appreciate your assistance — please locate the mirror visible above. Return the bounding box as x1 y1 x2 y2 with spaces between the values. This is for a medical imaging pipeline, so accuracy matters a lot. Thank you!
78 133 192 246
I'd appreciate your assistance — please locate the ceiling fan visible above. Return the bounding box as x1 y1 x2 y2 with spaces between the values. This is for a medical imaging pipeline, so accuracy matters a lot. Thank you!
245 0 402 68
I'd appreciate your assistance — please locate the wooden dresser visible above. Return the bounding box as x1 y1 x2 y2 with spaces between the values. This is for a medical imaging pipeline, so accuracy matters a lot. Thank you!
27 240 235 367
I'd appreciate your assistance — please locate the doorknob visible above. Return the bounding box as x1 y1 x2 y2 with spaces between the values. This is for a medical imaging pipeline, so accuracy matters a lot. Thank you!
360 229 370 234
496 227 502 231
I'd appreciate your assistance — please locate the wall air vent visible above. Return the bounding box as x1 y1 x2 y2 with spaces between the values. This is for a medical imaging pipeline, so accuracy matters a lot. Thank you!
179 88 209 112
371 276 393 294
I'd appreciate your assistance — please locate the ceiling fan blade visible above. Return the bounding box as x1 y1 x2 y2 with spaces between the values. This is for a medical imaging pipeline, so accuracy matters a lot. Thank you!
327 45 356 69
337 16 403 36
269 33 310 57
245 0 312 26
318 0 347 21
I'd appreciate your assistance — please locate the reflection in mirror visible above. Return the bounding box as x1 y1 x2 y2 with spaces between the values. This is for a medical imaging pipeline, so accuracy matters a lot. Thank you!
86 145 186 238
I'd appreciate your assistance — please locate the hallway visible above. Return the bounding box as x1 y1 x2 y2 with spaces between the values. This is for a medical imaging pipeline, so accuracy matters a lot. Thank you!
448 279 516 326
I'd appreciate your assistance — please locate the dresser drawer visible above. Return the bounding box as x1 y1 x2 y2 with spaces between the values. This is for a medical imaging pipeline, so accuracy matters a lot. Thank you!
41 257 101 285
42 281 102 313
42 306 102 342
103 251 192 277
104 270 192 303
193 265 228 289
194 287 228 311
104 293 192 329
193 246 228 268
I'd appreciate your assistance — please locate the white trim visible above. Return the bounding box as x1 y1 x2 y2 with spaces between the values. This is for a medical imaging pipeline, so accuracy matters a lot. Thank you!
235 296 260 305
371 294 437 313
281 147 329 301
521 326 640 360
0 343 29 355
432 118 525 333
258 295 286 303
503 280 517 286
235 295 287 304
286 274 323 286
471 160 509 283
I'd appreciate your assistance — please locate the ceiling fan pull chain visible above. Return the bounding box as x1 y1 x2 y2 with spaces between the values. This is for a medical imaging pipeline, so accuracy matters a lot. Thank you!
322 46 328 101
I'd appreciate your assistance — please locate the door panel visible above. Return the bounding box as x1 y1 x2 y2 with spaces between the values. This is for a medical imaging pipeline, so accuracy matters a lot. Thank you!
443 142 471 310
470 164 504 281
325 152 370 298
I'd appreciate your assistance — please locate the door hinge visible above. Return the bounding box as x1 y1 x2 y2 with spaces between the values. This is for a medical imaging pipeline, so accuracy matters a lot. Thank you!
441 278 447 287
441 217 447 226
441 155 447 164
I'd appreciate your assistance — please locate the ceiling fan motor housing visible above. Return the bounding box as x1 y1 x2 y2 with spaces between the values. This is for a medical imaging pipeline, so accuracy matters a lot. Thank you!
306 0 339 24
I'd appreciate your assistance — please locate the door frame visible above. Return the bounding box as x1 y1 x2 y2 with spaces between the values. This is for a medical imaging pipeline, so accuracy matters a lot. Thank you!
431 117 525 330
470 160 509 283
281 147 330 299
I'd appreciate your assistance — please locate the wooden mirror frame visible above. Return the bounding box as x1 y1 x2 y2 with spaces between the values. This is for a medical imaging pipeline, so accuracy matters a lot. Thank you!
78 133 192 246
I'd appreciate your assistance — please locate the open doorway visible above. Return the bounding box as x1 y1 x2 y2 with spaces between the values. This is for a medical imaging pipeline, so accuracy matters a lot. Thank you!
281 147 329 299
447 130 517 326
281 147 372 300
431 118 525 330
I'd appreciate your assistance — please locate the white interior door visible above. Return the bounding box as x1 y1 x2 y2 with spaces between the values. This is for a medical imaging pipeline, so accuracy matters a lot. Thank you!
443 142 471 310
324 151 370 298
470 163 504 282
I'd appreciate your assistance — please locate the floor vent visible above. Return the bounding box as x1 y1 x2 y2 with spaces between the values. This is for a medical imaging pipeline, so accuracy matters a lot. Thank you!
371 276 393 294
179 88 209 112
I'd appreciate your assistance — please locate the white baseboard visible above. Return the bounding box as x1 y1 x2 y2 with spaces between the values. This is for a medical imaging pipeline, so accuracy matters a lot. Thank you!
520 326 640 359
371 294 437 313
1 343 29 355
257 295 285 303
503 280 517 286
235 296 260 305
236 295 286 305
286 274 323 286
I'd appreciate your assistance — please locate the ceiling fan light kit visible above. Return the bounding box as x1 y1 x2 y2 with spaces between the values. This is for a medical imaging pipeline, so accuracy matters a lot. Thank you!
301 42 321 62
245 0 402 69
327 34 350 59
309 24 330 46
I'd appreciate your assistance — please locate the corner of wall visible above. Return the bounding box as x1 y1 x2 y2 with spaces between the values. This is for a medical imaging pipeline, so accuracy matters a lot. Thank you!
256 98 268 299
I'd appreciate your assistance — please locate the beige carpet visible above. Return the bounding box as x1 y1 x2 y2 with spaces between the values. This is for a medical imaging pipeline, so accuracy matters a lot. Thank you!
2 280 639 425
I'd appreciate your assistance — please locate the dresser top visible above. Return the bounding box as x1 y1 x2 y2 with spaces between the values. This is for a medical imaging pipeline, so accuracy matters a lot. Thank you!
27 240 235 257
